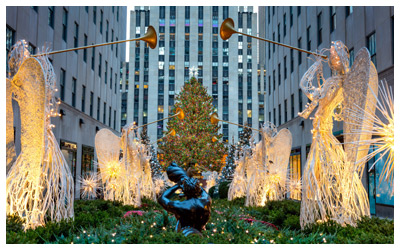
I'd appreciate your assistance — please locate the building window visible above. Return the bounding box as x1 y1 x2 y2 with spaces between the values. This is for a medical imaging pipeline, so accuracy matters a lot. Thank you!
278 63 281 86
85 6 88 13
72 78 76 107
268 76 271 95
74 22 79 50
60 68 65 101
330 7 336 33
48 6 54 28
97 97 100 120
289 148 301 200
223 6 229 19
307 26 311 53
103 102 106 124
98 53 102 77
93 6 97 24
62 8 68 42
346 6 353 17
117 7 119 21
81 85 86 113
114 110 116 130
100 10 103 34
298 89 303 113
297 6 301 16
27 43 36 54
273 70 276 91
317 12 322 45
90 92 93 117
273 108 276 125
290 50 294 73
284 56 287 79
91 47 95 70
278 104 281 125
290 6 293 27
272 32 275 52
111 29 114 50
367 32 376 67
349 48 354 67
109 106 111 127
81 145 94 177
284 99 288 123
298 37 302 65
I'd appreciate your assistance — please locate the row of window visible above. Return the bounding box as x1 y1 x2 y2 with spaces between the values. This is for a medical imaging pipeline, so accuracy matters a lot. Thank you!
59 68 117 129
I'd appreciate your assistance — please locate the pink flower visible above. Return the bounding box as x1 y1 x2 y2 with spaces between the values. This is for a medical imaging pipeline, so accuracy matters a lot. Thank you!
123 210 145 218
214 210 223 215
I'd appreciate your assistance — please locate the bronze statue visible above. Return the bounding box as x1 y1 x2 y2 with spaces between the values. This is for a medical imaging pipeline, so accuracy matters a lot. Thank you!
158 162 212 236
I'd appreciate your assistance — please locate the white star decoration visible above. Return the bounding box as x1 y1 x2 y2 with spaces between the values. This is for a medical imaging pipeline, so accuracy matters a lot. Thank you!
189 66 199 77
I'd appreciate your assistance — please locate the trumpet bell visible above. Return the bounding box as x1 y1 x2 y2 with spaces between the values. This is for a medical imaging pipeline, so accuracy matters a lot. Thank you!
175 108 185 120
141 26 158 49
212 136 218 143
170 129 176 137
220 18 237 40
210 112 219 125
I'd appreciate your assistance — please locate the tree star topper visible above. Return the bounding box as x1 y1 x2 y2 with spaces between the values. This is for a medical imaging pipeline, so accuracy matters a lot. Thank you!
189 66 199 78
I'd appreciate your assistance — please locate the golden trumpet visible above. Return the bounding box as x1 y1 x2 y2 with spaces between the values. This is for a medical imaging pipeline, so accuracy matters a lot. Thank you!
157 129 176 142
220 18 327 59
210 112 261 133
33 26 157 57
212 136 218 143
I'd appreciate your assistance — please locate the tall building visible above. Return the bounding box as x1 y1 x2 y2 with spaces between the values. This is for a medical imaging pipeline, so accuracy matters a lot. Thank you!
259 6 394 217
127 6 261 145
6 6 127 199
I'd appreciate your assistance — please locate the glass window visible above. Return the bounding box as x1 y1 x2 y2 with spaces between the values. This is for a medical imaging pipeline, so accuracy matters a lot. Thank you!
62 8 68 42
48 6 55 28
289 148 301 200
367 32 377 66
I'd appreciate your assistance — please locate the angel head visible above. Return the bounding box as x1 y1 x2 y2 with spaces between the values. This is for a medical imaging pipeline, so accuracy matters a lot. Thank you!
328 41 350 75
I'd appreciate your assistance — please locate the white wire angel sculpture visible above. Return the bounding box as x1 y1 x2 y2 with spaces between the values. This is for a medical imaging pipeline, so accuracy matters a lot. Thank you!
95 123 156 207
245 122 292 206
299 41 378 228
6 41 74 230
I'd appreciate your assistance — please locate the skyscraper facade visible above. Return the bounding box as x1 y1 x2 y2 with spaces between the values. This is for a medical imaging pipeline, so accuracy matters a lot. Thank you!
6 6 127 198
127 6 261 145
259 6 394 217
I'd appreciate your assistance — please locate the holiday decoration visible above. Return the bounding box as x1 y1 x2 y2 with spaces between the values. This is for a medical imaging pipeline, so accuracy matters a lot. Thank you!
158 77 226 172
227 122 292 206
346 79 394 192
95 124 156 207
299 41 378 228
202 171 219 193
79 172 100 200
218 139 237 183
245 122 292 206
6 41 74 230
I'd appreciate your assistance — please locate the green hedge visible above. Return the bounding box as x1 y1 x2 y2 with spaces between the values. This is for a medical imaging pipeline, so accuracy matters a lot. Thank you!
6 197 393 244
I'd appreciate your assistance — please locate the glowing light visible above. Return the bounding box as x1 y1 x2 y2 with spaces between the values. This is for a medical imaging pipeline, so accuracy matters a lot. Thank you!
6 41 74 230
79 173 100 199
299 41 377 228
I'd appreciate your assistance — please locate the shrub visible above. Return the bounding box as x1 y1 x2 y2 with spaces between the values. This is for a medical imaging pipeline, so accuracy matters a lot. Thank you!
218 181 231 199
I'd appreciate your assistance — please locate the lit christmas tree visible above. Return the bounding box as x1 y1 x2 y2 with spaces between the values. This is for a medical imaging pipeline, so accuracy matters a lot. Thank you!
219 137 237 182
140 126 163 179
158 77 226 172
237 122 253 156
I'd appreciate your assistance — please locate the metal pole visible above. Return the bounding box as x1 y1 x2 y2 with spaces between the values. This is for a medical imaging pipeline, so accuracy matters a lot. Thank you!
237 32 328 59
32 38 143 57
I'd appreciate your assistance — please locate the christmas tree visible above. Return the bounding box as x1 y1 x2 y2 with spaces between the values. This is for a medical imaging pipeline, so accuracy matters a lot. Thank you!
219 137 237 182
140 126 150 145
237 122 253 156
140 126 163 179
158 77 226 172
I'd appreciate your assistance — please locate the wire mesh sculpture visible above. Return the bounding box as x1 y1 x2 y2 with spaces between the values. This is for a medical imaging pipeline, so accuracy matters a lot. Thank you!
202 171 219 193
6 41 74 230
95 124 156 207
228 122 292 206
299 41 378 228
245 123 292 206
346 79 394 194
